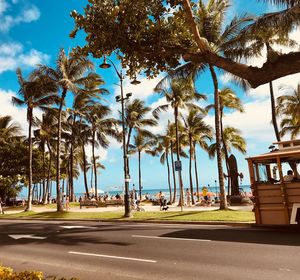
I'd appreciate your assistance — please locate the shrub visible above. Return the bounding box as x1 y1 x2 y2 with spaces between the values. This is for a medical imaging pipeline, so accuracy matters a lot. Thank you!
0 265 78 280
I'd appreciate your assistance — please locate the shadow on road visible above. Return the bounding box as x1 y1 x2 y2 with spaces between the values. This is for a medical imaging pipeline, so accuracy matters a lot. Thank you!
162 226 300 246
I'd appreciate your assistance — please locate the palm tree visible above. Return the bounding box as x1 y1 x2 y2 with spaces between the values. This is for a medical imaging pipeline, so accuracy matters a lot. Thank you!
182 109 213 203
157 0 250 209
0 115 22 143
151 133 173 203
86 104 118 199
12 68 57 211
208 126 246 195
206 88 244 194
128 131 157 200
124 99 157 176
276 83 300 139
154 76 206 208
37 49 94 211
232 23 297 142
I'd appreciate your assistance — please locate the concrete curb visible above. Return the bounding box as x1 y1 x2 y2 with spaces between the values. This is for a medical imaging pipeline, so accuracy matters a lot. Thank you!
0 217 254 227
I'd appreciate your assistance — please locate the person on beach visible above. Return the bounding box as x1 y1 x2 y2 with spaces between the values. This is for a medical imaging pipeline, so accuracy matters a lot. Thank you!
186 188 191 207
202 186 208 202
65 196 70 211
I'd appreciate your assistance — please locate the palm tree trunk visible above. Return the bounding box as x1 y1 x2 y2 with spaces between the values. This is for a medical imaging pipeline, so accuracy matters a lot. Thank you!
166 150 172 204
69 114 76 202
174 106 184 210
82 143 89 198
220 114 231 195
56 89 67 211
189 136 195 204
209 65 228 210
92 128 98 199
269 81 281 142
42 142 47 204
46 141 52 204
171 144 177 204
126 127 133 175
138 150 142 200
193 142 200 202
26 108 33 211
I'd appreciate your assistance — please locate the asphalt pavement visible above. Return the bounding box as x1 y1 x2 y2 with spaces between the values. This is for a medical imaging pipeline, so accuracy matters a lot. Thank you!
0 220 300 280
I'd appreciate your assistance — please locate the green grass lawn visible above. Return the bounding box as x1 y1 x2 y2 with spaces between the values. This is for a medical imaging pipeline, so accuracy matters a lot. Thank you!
0 209 255 222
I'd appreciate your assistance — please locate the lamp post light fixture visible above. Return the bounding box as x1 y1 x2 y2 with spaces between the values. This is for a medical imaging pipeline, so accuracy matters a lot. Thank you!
100 57 140 217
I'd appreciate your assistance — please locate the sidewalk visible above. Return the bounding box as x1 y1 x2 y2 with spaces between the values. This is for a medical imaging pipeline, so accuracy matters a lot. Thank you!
3 203 253 214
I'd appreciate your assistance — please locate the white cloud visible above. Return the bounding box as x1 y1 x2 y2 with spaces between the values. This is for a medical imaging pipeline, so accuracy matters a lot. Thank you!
113 75 163 102
0 4 40 32
0 42 49 73
0 88 28 134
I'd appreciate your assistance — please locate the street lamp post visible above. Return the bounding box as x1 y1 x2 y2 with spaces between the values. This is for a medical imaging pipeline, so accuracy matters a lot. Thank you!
100 57 140 217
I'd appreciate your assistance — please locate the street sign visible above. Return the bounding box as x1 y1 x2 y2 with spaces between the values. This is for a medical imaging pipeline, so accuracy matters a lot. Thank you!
175 160 182 171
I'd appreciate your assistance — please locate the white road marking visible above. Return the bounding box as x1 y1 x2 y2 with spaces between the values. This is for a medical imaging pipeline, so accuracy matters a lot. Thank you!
60 226 95 229
132 235 211 242
69 251 157 263
9 234 47 240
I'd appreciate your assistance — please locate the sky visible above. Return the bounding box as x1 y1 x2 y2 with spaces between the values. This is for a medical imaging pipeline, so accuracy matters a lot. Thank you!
0 0 299 195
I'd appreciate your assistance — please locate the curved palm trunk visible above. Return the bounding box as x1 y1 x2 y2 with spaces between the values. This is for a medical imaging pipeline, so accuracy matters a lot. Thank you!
92 128 98 199
56 89 67 212
269 81 281 142
171 143 177 204
82 143 89 198
138 150 142 200
193 142 200 202
26 108 33 211
166 150 172 204
209 65 228 210
189 136 195 205
174 106 184 210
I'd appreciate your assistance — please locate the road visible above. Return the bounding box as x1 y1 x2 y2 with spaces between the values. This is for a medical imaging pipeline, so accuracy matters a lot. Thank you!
0 220 300 280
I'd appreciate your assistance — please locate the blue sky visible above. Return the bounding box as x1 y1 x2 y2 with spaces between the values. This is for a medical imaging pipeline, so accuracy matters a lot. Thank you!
1 0 300 195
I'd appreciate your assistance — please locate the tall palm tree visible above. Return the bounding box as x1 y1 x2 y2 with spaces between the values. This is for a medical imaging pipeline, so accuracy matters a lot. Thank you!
151 133 173 203
124 99 157 176
157 0 250 209
206 88 244 194
154 76 206 208
86 104 118 199
12 68 58 211
208 126 247 195
37 49 94 211
128 131 157 200
276 83 300 139
182 109 213 203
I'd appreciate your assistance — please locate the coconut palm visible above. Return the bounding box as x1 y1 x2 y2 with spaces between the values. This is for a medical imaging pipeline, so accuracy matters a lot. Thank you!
37 49 94 211
128 130 157 200
0 115 22 144
151 133 173 203
276 83 300 139
86 104 118 199
12 68 58 211
123 99 157 176
208 126 246 195
182 109 213 203
206 88 244 194
156 0 250 209
154 76 206 208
